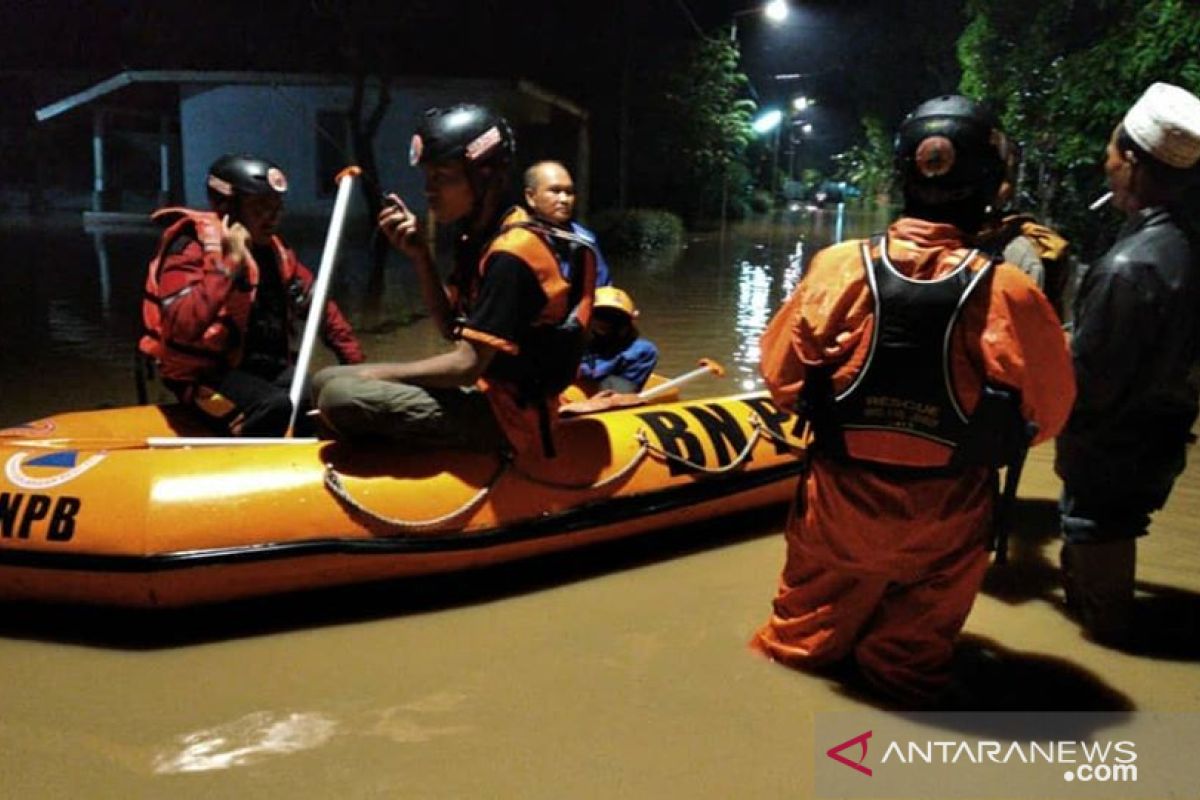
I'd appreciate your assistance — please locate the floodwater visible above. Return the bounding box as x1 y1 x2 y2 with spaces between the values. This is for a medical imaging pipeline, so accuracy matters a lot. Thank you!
1 207 1199 798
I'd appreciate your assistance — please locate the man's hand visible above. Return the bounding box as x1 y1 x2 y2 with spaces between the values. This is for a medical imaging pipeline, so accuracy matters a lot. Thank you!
220 215 251 275
379 193 428 260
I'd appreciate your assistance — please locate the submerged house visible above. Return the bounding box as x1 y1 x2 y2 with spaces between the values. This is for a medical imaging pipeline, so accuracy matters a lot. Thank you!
33 70 590 228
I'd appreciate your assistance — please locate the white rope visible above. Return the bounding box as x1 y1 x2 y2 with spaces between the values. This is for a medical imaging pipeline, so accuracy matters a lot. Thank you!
509 441 649 491
322 417 804 534
747 414 808 454
638 426 761 476
324 460 506 535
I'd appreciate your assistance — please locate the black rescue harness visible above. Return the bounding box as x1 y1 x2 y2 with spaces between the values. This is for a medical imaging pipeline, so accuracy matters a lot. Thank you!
801 234 1037 561
803 235 1034 474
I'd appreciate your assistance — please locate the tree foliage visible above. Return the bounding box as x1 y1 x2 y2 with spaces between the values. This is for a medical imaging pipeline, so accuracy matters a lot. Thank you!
626 37 756 225
831 116 894 204
958 0 1200 251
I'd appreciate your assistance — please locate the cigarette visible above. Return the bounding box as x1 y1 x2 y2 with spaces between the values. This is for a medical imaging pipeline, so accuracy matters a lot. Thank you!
1089 191 1113 211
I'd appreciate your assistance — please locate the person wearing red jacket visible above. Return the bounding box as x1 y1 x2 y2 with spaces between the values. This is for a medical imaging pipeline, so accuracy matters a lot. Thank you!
751 96 1076 706
139 154 364 436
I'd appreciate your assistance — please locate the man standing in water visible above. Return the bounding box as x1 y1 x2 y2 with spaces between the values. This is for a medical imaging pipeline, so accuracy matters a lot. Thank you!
314 105 596 457
751 95 1075 706
139 154 363 436
1057 82 1200 646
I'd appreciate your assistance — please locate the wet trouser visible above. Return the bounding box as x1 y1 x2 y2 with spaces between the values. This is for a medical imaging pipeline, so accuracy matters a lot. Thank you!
312 365 506 452
1059 485 1159 644
169 366 299 437
751 546 991 707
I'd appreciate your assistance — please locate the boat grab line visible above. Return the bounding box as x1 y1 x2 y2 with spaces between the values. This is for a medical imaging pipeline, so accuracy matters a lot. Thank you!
323 436 655 535
509 442 649 491
323 459 506 535
321 417 804 536
637 416 796 477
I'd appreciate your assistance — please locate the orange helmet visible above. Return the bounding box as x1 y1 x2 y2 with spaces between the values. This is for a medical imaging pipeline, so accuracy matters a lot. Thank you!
594 286 638 319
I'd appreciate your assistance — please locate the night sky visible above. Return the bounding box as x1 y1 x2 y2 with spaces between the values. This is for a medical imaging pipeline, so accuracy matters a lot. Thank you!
1 0 967 185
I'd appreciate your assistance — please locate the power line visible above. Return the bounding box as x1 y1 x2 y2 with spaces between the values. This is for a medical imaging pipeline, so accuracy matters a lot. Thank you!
670 0 704 37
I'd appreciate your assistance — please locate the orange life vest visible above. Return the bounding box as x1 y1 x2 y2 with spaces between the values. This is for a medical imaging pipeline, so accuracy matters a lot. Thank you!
470 206 597 456
139 208 294 381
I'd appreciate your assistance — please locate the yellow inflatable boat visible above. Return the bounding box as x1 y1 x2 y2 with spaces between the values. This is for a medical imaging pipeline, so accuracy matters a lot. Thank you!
0 391 804 607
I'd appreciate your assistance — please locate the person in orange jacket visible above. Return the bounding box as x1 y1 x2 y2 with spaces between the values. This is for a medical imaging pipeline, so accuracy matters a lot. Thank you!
312 104 596 457
139 154 363 436
750 95 1075 706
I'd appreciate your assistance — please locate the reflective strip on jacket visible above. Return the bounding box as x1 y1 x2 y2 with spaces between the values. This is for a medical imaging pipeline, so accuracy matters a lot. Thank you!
759 217 1075 575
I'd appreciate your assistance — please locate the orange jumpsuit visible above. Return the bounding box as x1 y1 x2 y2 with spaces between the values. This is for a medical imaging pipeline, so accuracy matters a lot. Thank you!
751 218 1075 704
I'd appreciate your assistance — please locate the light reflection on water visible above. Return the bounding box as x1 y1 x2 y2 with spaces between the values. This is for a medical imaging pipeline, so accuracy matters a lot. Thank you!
0 207 891 426
153 710 340 774
733 260 772 393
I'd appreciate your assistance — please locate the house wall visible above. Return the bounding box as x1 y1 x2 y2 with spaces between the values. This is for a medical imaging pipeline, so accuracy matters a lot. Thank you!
179 79 582 221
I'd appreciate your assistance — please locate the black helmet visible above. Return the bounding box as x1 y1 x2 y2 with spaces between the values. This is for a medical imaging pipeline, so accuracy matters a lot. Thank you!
206 154 289 199
895 95 1004 206
409 104 515 169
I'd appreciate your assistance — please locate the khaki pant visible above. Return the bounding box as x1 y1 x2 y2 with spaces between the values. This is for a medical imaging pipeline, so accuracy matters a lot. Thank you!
312 366 506 452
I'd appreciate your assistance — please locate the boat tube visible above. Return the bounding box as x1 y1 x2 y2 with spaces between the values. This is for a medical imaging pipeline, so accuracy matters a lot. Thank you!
0 391 804 607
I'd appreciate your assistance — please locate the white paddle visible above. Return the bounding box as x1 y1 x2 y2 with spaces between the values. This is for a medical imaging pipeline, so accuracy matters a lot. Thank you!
286 166 362 435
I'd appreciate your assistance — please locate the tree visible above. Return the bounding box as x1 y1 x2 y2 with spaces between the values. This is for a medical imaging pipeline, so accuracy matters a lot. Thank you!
626 37 756 225
958 0 1200 252
831 115 893 205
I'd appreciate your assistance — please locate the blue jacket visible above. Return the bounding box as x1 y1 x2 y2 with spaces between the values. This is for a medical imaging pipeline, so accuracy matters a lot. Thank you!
568 222 612 287
579 337 658 391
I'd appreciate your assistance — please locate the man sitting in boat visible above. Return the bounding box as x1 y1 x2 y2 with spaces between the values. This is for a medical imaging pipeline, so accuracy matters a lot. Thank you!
138 154 364 436
523 159 612 288
578 286 658 394
313 104 597 457
751 95 1076 707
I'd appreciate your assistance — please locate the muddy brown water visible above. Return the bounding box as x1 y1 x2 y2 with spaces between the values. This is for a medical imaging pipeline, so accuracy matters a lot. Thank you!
1 209 1197 798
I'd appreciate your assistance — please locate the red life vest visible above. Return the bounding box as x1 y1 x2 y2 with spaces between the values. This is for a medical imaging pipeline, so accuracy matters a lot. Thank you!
139 207 295 382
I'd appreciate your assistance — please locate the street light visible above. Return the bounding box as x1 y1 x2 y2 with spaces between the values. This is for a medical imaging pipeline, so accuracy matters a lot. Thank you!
729 1 790 41
792 95 812 113
751 108 786 203
752 108 783 134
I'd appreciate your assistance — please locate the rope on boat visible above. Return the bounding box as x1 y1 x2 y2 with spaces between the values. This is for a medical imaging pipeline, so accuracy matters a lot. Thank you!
638 425 761 476
636 415 806 476
322 441 647 534
323 459 507 535
508 440 649 491
748 414 809 455
322 415 807 534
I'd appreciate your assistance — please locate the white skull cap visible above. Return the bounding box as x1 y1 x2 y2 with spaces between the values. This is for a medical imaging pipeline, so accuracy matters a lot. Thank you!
1123 82 1200 169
